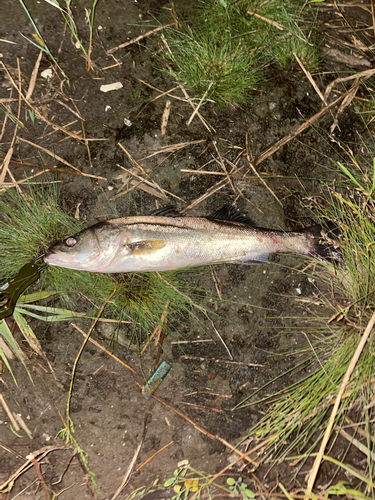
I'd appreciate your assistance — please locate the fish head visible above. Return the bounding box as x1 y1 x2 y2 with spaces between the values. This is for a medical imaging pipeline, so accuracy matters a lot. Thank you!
44 223 123 271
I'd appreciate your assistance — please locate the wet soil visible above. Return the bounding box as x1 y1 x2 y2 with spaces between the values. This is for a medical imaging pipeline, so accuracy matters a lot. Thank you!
0 0 373 498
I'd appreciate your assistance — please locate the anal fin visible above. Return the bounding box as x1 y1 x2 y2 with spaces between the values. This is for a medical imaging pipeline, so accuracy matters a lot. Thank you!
238 253 269 265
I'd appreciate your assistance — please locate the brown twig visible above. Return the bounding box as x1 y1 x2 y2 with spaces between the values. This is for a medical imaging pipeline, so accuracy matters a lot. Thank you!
0 90 12 141
247 10 284 30
293 53 326 105
141 301 169 356
180 355 263 368
135 85 181 119
71 323 137 375
0 445 74 493
25 50 43 101
0 441 26 460
246 134 281 206
17 137 106 180
154 326 166 369
14 413 33 439
171 339 213 344
0 394 20 431
108 24 174 54
30 457 51 500
209 437 274 485
178 402 224 413
0 156 97 177
212 141 237 195
153 394 216 438
136 441 173 471
181 178 228 213
116 165 168 201
141 139 206 160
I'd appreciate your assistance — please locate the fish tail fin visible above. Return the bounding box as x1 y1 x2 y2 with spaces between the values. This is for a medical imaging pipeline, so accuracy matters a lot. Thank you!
305 223 343 263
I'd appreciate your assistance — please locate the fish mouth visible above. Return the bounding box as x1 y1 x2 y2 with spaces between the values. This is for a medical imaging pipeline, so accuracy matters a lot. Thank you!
43 250 86 270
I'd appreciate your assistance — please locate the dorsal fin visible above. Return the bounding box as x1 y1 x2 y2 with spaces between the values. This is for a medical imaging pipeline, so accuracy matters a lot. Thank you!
143 206 184 218
207 203 256 226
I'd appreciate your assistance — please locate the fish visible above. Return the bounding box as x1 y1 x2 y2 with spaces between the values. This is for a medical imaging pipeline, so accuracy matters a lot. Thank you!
43 204 340 273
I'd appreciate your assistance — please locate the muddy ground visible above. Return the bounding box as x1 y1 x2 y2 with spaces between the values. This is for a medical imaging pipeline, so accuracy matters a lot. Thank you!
0 0 373 498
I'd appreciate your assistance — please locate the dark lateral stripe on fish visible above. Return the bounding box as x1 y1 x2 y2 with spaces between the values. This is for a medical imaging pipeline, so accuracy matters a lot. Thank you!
107 219 194 230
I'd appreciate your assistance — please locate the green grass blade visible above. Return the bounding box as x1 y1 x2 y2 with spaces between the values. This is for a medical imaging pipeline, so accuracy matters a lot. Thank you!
0 319 31 383
337 162 365 191
15 305 87 322
13 310 45 359
0 346 17 385
17 291 59 304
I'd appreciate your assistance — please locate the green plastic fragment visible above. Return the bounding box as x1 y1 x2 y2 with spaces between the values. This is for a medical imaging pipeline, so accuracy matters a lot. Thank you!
142 361 171 399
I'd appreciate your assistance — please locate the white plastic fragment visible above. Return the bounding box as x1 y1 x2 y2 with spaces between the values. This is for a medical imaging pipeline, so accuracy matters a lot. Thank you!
296 288 302 295
40 68 53 80
100 82 123 92
124 117 132 126
105 105 112 112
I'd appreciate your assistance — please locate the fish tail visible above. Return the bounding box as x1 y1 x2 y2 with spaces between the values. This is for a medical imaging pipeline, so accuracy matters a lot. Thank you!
305 223 343 263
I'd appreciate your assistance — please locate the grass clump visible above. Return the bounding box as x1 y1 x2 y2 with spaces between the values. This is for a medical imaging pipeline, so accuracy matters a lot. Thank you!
159 0 319 107
161 22 266 107
236 148 375 490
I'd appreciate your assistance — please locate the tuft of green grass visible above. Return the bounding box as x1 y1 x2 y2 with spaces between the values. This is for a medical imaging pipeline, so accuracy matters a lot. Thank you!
161 22 266 108
158 0 320 107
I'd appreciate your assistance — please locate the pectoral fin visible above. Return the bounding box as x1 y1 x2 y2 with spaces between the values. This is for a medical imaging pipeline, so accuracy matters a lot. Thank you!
126 240 166 255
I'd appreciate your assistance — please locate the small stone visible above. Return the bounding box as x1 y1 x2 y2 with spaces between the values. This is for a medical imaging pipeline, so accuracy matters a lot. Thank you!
100 82 123 92
41 68 53 80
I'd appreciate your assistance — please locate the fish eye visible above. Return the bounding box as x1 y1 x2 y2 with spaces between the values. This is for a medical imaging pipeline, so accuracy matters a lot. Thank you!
65 237 77 247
